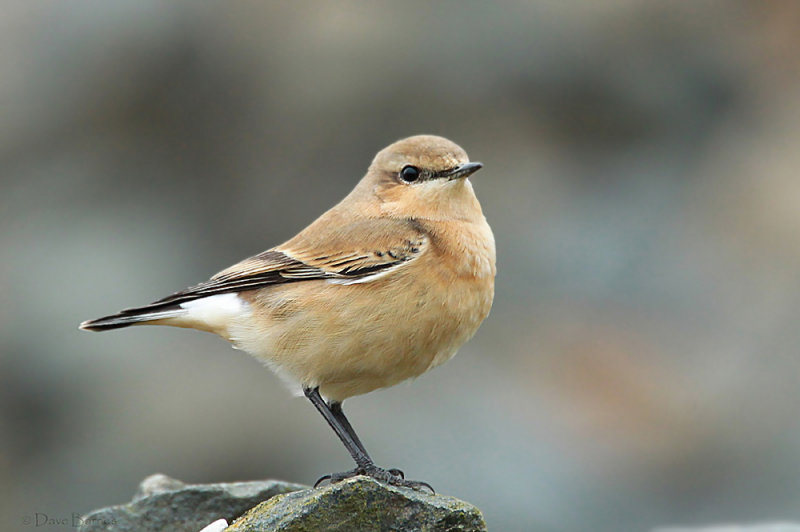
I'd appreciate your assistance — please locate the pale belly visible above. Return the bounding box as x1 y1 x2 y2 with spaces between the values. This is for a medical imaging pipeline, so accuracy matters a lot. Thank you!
228 270 494 402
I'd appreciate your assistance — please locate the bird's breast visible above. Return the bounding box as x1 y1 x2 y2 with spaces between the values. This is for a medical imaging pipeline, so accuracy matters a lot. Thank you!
230 219 495 401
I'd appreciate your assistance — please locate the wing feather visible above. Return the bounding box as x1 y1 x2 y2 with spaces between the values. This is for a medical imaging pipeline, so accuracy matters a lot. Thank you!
128 218 428 311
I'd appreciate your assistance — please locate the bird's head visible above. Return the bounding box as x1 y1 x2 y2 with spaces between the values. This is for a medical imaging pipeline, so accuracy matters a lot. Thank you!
358 135 485 221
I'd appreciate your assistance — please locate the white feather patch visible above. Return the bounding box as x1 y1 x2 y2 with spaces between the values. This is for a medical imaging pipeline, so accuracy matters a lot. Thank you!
198 519 229 532
179 293 250 329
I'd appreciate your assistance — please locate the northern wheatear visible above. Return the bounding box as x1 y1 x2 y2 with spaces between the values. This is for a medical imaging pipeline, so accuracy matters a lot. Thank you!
80 135 496 491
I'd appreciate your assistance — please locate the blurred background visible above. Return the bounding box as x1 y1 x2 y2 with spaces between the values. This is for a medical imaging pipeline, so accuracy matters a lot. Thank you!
2 1 800 530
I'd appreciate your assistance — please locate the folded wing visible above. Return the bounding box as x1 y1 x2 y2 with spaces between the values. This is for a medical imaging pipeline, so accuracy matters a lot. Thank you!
80 218 428 331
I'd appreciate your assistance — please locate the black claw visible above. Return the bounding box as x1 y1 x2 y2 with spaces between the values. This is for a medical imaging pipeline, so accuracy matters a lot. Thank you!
413 480 436 495
313 474 333 488
313 465 434 493
314 467 364 487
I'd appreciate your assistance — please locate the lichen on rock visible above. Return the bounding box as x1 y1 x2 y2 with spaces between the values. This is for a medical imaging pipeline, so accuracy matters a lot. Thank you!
78 474 486 532
227 476 487 532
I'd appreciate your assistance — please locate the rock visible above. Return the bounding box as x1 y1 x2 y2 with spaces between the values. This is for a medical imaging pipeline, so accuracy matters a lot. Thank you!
133 473 187 500
78 473 306 532
79 474 486 532
226 476 487 532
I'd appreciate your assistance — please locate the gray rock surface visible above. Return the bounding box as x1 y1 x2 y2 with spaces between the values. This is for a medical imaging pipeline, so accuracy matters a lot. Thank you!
226 476 487 532
78 473 306 532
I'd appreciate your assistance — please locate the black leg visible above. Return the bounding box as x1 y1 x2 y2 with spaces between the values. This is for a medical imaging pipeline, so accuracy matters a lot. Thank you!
329 401 405 479
303 387 434 493
329 401 370 458
303 387 371 469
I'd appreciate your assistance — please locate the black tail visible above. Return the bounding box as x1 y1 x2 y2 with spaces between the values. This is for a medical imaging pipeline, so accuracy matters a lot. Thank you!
79 304 185 332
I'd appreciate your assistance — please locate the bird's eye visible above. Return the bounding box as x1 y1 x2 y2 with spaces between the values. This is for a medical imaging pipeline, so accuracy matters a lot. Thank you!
400 165 420 183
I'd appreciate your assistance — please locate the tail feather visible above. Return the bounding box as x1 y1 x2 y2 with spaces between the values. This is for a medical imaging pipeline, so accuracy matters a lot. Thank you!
80 293 247 333
79 305 186 332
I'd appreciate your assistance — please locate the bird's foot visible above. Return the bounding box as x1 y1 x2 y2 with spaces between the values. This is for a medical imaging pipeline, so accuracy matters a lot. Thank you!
314 464 434 494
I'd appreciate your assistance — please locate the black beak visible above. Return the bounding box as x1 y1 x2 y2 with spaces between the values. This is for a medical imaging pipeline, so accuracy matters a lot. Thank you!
445 162 483 180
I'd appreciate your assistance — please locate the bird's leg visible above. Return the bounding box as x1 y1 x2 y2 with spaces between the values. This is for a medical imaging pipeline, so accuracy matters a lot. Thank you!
328 401 370 459
303 387 434 493
330 401 404 479
303 387 371 469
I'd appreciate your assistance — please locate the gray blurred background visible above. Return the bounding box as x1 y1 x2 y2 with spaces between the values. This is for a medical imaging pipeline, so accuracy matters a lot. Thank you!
2 1 800 531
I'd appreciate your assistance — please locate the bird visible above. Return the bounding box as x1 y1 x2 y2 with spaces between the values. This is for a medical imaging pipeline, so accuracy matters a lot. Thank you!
80 134 496 492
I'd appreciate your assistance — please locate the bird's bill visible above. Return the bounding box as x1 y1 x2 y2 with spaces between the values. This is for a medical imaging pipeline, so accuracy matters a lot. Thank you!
444 162 483 180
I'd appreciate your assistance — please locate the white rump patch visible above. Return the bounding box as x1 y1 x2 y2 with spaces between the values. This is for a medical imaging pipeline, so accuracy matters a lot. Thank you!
180 293 250 330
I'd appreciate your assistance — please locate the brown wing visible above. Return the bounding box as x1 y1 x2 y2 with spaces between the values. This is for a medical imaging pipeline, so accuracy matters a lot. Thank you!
150 217 428 306
80 218 428 331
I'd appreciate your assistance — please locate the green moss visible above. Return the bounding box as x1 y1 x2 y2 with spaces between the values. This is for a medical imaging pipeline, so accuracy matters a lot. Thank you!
227 476 487 532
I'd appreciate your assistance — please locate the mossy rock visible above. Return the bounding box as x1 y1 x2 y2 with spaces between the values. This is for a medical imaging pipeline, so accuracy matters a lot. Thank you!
226 476 486 532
